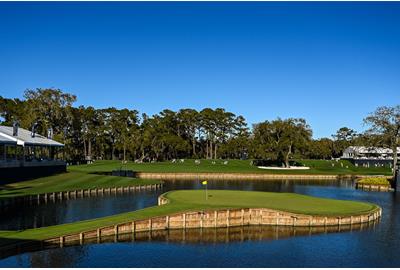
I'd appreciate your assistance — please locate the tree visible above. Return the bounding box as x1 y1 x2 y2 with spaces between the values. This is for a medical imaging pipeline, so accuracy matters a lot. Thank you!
0 97 33 128
331 127 357 157
333 127 357 141
199 108 217 159
177 109 199 157
24 88 76 135
364 105 400 176
252 118 312 167
308 138 333 159
114 109 139 161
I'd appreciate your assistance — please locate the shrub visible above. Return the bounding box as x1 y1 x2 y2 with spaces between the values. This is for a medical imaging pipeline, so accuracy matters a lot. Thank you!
358 177 391 186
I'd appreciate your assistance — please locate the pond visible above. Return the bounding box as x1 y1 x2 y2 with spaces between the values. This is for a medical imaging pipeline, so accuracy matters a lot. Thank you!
0 179 399 267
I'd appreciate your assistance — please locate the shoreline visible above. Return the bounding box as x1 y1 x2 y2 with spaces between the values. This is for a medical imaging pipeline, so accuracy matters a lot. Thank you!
41 200 383 248
135 172 371 180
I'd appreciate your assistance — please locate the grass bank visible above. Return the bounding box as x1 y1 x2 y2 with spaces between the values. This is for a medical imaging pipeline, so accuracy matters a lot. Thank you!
0 190 378 245
69 159 391 175
0 172 161 199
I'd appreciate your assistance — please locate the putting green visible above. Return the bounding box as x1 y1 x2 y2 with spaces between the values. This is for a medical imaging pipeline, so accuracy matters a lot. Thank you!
163 190 378 216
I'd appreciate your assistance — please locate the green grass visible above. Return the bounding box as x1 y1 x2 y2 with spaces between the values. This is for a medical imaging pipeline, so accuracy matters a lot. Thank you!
164 190 378 216
358 177 392 186
69 159 391 175
0 172 161 199
0 190 378 245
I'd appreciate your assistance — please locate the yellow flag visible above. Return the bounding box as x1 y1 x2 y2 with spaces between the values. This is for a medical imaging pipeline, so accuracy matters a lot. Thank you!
202 181 208 185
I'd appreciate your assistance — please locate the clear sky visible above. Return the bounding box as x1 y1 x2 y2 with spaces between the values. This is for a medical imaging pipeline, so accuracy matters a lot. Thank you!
0 2 399 138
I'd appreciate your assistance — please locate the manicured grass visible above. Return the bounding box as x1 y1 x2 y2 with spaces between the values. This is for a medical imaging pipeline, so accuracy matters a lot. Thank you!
0 172 161 199
358 177 392 186
0 190 378 245
69 159 391 175
164 190 378 216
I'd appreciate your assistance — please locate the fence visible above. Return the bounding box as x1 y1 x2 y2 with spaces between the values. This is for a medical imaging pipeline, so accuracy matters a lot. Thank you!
0 183 163 208
135 172 358 181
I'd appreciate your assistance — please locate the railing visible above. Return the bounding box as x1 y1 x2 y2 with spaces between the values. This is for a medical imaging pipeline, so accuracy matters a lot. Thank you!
0 159 66 168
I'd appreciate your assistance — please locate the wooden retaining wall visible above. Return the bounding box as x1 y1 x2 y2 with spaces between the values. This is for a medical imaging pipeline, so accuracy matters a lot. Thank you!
0 183 163 208
0 222 376 260
135 172 359 181
356 183 392 192
44 195 382 247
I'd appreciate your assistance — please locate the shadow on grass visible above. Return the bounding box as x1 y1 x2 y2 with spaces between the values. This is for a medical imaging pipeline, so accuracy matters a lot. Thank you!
0 185 32 192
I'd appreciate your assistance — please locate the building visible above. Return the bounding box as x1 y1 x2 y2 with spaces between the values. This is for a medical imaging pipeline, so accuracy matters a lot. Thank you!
341 146 400 168
0 125 66 183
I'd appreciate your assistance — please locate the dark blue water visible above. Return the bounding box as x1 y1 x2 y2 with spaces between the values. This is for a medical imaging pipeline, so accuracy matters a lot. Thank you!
1 179 399 267
0 190 160 230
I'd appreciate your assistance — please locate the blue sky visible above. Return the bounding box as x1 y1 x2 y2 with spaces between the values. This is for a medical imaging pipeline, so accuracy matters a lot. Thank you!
0 2 399 138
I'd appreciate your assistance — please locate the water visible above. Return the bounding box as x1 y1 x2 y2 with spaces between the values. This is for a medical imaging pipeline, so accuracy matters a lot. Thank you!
1 179 399 267
0 179 351 230
0 190 160 230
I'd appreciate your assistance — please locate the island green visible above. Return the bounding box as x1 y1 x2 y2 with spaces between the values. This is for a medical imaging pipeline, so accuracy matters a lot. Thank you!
0 190 378 246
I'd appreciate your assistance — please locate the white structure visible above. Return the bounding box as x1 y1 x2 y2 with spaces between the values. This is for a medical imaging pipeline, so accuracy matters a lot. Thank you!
0 125 65 169
342 146 399 160
341 146 400 168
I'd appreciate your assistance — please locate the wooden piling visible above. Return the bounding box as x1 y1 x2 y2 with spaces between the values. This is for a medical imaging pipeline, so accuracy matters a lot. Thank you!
79 233 84 245
132 221 136 233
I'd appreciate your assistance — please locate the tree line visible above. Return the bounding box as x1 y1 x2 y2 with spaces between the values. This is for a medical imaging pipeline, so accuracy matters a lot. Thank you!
0 88 398 168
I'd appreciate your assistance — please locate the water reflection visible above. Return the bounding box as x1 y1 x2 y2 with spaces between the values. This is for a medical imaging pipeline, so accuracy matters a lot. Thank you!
100 222 378 244
0 222 378 265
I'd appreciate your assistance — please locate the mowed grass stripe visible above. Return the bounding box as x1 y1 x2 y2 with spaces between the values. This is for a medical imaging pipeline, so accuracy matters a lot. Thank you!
0 172 161 198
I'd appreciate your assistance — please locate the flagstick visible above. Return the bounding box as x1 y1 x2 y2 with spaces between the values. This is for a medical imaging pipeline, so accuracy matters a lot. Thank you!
205 183 208 200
